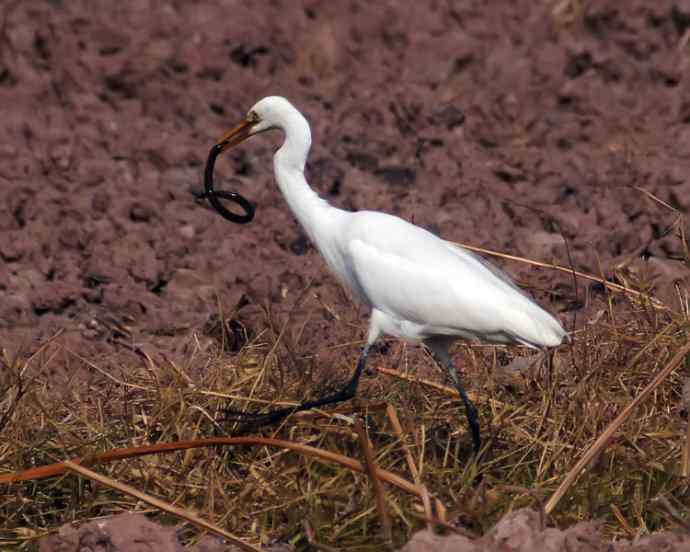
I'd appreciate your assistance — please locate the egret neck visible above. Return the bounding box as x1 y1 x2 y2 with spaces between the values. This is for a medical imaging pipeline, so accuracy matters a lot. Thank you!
272 111 341 252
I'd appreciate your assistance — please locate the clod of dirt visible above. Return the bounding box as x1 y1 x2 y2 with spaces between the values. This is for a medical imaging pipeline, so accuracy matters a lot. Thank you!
375 166 417 187
400 509 690 552
38 509 690 551
38 514 184 552
37 513 292 552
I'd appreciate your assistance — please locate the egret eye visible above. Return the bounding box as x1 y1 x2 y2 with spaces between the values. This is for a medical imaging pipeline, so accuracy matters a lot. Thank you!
247 110 260 123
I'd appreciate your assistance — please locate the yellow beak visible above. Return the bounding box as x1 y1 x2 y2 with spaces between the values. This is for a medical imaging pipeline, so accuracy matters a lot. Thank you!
216 119 253 152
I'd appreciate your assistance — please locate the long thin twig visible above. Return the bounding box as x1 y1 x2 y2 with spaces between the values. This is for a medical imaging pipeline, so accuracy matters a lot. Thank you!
385 404 420 482
63 460 261 552
0 436 423 498
610 503 636 537
453 241 667 310
353 416 392 544
544 342 690 514
385 404 434 531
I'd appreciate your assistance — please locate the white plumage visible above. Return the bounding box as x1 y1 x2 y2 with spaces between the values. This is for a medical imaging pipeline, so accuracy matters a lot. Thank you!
215 96 567 455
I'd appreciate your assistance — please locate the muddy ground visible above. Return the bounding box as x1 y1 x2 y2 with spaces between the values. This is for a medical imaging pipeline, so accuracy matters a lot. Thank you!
1 0 689 369
2 0 690 548
37 509 690 552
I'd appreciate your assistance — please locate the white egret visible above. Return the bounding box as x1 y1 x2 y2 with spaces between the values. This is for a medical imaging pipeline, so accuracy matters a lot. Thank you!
211 96 567 455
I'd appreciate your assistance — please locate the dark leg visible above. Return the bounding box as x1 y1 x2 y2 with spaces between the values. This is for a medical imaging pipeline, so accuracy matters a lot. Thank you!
227 347 370 431
444 359 481 456
425 339 481 456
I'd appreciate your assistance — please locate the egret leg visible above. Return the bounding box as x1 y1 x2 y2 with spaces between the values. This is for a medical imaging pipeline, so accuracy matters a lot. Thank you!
228 346 371 430
227 319 382 431
445 359 481 456
426 339 481 456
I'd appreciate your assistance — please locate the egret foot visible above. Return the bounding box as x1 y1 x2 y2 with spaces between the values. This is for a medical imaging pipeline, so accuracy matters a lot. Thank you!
225 348 370 432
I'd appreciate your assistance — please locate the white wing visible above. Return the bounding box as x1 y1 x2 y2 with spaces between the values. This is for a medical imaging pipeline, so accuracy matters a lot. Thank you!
340 211 565 348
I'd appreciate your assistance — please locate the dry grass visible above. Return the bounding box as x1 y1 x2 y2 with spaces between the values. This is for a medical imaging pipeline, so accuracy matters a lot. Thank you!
1 242 689 549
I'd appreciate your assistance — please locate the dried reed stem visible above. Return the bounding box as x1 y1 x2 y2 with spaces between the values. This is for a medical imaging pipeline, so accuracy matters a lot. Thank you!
544 342 690 514
385 404 435 532
0 436 422 498
353 416 392 544
454 241 666 310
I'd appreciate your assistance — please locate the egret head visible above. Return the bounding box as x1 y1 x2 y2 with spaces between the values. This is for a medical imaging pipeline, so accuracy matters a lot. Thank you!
216 96 300 153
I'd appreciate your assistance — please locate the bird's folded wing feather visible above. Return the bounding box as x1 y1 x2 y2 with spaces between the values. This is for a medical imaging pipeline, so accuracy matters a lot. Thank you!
339 211 565 346
347 237 519 337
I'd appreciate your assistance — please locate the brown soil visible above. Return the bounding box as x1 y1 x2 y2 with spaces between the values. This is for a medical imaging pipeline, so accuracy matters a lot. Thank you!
401 509 690 552
2 0 690 549
37 512 291 552
2 0 688 366
37 509 690 552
